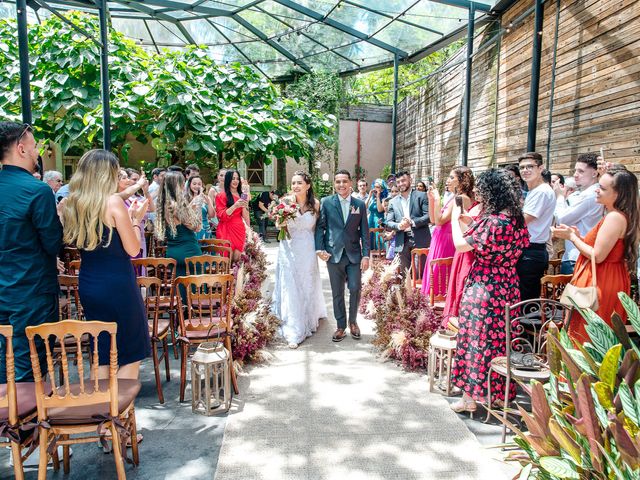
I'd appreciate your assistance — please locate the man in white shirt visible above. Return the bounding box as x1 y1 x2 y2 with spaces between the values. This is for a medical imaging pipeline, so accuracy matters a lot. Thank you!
554 152 603 274
516 152 556 301
148 167 165 197
352 179 369 202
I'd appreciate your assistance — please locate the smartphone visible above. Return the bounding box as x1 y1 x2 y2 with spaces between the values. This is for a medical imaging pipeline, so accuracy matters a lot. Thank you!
455 195 463 208
240 193 248 201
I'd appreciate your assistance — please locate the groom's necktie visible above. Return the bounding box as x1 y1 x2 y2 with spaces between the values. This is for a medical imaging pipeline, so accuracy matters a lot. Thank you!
340 196 350 223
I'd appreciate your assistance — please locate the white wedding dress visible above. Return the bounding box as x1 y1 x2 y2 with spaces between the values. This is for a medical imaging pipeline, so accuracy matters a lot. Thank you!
271 211 327 345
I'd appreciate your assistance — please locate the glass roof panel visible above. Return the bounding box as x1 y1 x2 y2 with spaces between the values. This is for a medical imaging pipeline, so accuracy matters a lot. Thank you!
255 60 298 77
326 3 390 36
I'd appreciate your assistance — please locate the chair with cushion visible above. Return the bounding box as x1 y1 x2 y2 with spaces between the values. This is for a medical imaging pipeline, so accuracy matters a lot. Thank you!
201 244 232 257
131 257 178 358
136 277 171 404
26 320 140 479
428 257 454 310
185 255 231 275
0 325 38 480
174 274 238 402
484 298 571 442
410 248 429 290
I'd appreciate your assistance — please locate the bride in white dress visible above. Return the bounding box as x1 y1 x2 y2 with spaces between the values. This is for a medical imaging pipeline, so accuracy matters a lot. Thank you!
271 171 327 348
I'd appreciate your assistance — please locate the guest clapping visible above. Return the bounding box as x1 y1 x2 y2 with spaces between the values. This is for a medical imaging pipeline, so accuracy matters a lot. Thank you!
450 169 529 413
155 171 202 278
215 170 249 263
552 163 639 343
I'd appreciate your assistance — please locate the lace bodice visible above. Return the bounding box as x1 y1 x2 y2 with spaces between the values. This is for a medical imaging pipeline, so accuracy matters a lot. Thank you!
286 210 317 238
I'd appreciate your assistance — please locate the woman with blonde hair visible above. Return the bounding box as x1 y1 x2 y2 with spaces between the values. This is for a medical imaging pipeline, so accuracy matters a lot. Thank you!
63 149 151 381
155 171 202 279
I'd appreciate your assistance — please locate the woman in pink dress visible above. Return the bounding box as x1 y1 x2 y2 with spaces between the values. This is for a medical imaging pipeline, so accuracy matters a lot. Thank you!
421 167 474 298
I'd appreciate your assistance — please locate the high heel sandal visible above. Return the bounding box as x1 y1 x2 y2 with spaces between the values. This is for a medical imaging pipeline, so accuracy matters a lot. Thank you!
450 398 477 418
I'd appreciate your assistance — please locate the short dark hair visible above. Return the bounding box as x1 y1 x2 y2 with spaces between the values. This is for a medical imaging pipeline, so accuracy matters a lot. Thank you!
552 172 565 185
167 165 183 173
334 169 351 180
541 169 552 184
395 170 411 178
151 167 166 177
575 152 598 170
518 152 544 166
186 163 199 172
0 121 31 161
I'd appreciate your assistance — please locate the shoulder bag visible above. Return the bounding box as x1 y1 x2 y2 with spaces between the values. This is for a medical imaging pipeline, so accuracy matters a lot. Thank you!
559 252 599 311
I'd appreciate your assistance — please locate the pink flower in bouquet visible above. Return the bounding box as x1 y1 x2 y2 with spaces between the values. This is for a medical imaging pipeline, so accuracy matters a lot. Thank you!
268 199 299 241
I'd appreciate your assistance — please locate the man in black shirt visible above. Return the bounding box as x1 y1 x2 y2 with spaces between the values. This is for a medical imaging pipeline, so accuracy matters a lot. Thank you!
254 190 276 240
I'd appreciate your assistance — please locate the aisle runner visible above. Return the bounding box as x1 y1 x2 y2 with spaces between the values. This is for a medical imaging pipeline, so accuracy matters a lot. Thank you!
214 247 511 480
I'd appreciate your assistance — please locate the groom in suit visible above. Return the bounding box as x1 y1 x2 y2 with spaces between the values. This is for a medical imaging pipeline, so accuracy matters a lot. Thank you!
315 170 370 342
385 170 431 273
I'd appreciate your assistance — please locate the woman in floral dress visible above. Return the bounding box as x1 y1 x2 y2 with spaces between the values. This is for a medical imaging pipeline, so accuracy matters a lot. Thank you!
449 169 529 413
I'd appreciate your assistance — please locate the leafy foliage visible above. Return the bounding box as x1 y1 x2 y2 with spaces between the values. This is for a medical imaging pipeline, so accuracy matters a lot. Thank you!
507 293 640 479
0 13 335 167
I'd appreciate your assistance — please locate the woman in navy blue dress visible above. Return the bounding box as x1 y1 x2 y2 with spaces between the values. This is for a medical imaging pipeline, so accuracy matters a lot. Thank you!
62 149 151 380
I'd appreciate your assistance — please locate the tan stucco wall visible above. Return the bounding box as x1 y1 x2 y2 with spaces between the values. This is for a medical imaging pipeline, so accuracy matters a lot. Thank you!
338 120 391 182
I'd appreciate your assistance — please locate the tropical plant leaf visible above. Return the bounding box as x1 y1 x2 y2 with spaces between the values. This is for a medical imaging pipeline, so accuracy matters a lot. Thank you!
594 382 615 411
518 463 533 480
539 456 580 479
548 335 582 383
548 418 582 465
619 292 640 336
599 344 623 390
609 419 640 469
575 374 604 472
618 381 640 426
610 311 634 351
581 307 619 358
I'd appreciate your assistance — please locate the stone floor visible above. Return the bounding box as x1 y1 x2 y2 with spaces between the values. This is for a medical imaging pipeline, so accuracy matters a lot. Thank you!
1 243 519 479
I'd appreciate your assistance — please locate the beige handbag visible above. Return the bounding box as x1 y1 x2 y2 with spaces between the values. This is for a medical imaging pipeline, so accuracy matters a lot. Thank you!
560 252 599 311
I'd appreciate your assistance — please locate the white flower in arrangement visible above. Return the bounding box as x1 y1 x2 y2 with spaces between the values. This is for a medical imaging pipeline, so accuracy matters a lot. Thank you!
242 310 258 328
394 286 404 311
381 261 398 284
234 264 246 299
361 267 374 285
366 299 376 317
381 330 407 360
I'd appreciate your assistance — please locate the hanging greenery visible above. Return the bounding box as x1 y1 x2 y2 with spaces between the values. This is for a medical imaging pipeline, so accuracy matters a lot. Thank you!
0 13 335 167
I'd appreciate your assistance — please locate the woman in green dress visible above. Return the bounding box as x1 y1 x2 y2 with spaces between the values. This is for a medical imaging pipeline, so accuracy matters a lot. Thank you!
154 171 202 279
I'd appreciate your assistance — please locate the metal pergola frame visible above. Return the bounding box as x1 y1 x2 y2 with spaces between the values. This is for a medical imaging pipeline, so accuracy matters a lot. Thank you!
11 0 546 170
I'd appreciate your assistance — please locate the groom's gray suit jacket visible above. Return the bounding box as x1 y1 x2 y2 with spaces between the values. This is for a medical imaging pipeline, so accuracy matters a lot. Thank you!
314 194 370 263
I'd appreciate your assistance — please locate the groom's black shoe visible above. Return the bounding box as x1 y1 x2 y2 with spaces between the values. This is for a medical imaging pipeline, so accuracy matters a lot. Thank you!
332 328 346 342
349 323 361 340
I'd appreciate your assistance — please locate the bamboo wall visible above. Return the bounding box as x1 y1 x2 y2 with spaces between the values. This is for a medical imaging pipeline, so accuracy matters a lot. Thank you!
396 0 640 181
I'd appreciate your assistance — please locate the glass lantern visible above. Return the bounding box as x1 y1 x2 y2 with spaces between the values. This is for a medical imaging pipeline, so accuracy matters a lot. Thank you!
191 342 231 415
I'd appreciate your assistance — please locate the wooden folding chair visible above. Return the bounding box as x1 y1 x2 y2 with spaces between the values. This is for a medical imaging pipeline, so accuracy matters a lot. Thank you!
185 255 231 275
410 248 429 290
26 320 141 479
174 274 238 402
428 257 453 310
199 238 232 249
67 260 81 275
368 227 386 264
58 274 83 321
0 325 38 480
201 244 232 257
136 277 171 404
540 274 573 301
131 258 178 358
60 247 80 272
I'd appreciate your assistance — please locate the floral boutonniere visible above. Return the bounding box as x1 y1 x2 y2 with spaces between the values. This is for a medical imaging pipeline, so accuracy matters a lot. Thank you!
350 205 360 215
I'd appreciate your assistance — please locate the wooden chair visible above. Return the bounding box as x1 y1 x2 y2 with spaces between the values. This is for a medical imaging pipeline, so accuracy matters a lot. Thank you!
201 244 232 257
136 277 170 404
199 238 232 249
540 274 573 301
547 258 562 275
174 274 238 402
60 247 80 272
58 274 83 321
485 298 571 442
0 325 38 480
368 228 386 264
152 242 166 258
185 255 231 275
67 259 81 275
410 248 429 290
428 257 454 310
131 258 178 358
26 320 140 479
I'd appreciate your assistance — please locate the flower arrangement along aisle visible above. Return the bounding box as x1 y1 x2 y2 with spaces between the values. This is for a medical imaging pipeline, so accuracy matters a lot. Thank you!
230 229 280 365
360 261 440 370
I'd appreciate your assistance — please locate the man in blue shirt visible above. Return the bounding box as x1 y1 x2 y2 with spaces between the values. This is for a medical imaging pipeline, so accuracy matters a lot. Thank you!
0 122 63 382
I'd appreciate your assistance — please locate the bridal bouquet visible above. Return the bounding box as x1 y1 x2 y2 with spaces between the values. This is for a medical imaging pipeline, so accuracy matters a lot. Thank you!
268 198 299 241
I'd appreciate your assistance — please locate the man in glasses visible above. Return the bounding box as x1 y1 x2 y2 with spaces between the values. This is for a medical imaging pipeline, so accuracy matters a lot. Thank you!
0 122 63 383
516 152 556 301
43 170 64 194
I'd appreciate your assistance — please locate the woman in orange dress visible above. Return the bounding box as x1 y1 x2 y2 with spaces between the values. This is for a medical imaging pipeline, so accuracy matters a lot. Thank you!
215 169 250 262
552 164 639 344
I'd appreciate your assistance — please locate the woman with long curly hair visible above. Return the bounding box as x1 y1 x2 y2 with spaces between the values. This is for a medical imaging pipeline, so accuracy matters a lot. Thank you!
552 163 639 343
215 169 250 263
421 166 474 297
155 171 202 279
185 175 215 240
63 149 151 381
271 171 326 348
449 169 529 414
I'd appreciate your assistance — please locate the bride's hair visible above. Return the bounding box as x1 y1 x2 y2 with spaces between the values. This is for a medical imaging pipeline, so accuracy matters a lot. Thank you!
292 170 317 214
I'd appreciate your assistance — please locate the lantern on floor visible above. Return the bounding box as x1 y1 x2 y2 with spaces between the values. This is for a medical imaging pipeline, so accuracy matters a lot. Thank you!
191 342 231 415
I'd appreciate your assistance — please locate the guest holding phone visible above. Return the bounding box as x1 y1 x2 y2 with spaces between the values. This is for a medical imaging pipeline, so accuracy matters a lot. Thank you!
216 169 248 262
421 167 474 297
186 175 215 240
